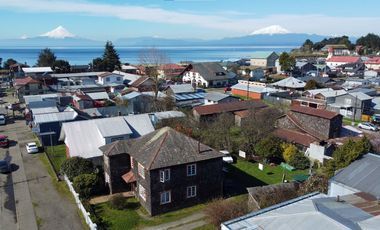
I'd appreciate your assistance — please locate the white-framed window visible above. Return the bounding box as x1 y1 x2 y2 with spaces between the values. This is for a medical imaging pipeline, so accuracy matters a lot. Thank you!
139 184 146 201
159 169 170 182
186 185 197 198
138 163 145 179
160 191 171 204
187 164 196 176
344 98 352 105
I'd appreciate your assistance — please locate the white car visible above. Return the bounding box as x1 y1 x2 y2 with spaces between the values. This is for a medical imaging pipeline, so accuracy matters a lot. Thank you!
26 142 39 154
358 122 378 131
0 115 5 125
220 150 234 164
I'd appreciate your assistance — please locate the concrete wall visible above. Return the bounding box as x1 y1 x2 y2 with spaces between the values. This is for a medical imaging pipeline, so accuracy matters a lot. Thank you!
328 181 359 197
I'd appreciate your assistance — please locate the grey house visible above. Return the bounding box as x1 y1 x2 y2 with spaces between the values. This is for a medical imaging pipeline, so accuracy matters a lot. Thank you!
101 127 224 216
327 92 373 120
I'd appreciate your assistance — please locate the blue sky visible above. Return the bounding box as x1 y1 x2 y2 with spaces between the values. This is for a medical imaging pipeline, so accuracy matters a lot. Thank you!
0 0 380 40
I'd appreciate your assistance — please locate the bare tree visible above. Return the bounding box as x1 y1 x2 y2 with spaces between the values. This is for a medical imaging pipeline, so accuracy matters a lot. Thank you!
139 48 170 101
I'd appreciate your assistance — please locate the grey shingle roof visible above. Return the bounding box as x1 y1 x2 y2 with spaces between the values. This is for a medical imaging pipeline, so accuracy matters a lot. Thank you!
332 153 380 198
190 62 229 81
101 127 223 170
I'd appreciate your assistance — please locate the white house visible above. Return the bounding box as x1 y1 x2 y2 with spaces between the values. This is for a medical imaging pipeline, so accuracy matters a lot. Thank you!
326 56 361 70
364 57 380 70
182 62 234 88
97 72 124 85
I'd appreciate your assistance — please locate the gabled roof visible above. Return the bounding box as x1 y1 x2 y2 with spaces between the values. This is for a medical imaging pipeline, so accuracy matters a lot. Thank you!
33 111 78 124
250 51 278 59
130 76 151 87
332 153 380 198
348 92 373 101
14 77 40 86
101 127 223 170
86 92 110 100
290 105 341 120
364 57 380 64
274 128 318 147
204 92 230 102
231 83 277 94
188 62 229 81
327 56 361 63
193 100 267 116
271 77 306 89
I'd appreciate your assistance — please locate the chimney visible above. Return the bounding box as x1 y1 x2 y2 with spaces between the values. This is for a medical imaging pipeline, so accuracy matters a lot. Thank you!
336 195 340 202
198 141 201 153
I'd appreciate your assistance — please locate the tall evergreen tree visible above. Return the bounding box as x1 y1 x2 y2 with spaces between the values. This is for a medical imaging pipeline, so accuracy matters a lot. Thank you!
102 41 121 71
37 48 56 67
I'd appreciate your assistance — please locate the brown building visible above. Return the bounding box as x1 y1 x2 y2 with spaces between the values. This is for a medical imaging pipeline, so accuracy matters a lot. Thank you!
101 127 224 216
276 106 342 148
193 100 267 122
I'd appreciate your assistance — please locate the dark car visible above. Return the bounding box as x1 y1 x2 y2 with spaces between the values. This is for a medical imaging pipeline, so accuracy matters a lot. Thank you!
0 135 9 148
0 160 10 173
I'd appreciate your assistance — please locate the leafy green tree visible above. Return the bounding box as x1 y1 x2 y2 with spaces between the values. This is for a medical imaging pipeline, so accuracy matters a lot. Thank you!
73 173 98 199
356 33 380 53
254 136 283 161
281 143 298 162
91 57 105 71
313 36 354 50
53 60 71 73
301 39 314 52
324 137 371 177
3 58 17 69
279 52 295 72
61 157 95 180
288 151 310 170
304 80 320 90
37 48 56 67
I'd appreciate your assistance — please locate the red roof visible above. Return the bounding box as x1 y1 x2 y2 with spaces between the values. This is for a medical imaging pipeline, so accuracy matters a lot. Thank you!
274 129 317 147
14 76 40 86
365 57 380 64
326 56 361 63
194 100 267 116
290 105 340 120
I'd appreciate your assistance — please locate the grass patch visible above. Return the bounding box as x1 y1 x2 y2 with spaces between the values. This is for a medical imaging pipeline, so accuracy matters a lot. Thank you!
193 224 216 230
93 198 206 230
45 144 66 172
231 159 308 185
36 216 43 228
343 118 359 126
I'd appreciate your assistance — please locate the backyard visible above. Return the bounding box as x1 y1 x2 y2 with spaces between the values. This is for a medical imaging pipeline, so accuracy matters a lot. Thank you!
92 198 207 230
45 144 66 172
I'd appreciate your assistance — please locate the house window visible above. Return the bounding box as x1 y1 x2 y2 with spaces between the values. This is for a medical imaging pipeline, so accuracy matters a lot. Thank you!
25 85 30 90
38 84 42 89
186 185 197 198
187 164 196 176
160 191 171 204
138 163 145 179
159 169 170 182
344 98 352 105
106 77 110 82
116 77 121 81
139 184 146 201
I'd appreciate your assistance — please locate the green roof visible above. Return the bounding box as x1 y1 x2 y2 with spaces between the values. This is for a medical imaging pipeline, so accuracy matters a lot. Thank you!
250 51 277 59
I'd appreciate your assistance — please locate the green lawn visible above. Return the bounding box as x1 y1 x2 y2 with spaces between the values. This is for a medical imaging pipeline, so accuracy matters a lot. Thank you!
93 198 206 230
45 145 67 172
343 117 359 126
230 159 308 185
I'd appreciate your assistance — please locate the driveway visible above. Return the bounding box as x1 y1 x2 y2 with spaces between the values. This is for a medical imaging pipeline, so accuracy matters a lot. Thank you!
0 94 83 230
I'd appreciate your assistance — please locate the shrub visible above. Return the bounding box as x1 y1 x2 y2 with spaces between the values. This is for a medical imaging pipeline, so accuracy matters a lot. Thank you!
109 194 128 210
61 157 95 180
288 151 310 170
73 173 99 199
204 198 248 228
281 143 297 163
298 174 328 195
254 136 283 162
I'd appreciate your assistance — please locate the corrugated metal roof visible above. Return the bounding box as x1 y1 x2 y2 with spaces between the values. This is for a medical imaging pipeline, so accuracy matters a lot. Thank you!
86 92 110 100
168 84 194 94
332 153 380 198
50 72 105 78
31 107 59 115
122 91 141 100
153 111 186 120
33 111 78 124
123 114 155 137
174 92 205 101
204 92 229 102
232 83 277 93
22 67 53 73
24 94 59 105
95 117 132 137
349 92 373 101
271 77 306 88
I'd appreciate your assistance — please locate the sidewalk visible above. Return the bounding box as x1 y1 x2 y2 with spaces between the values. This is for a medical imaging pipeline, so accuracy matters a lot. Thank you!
142 212 206 230
89 191 135 204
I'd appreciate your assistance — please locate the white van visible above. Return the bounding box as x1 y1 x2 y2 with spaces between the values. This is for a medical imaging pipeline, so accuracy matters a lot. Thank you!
0 115 6 125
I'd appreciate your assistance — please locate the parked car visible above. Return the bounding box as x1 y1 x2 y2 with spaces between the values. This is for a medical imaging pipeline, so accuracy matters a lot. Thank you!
0 160 10 173
0 135 9 148
0 115 5 125
372 114 380 125
220 150 234 163
358 122 378 131
26 142 39 154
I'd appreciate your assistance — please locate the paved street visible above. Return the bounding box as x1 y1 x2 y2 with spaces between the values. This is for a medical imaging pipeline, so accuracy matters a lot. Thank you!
0 93 83 230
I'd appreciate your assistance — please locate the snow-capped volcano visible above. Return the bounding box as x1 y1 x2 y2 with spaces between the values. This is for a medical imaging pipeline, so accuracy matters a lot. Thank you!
250 25 290 35
40 26 75 39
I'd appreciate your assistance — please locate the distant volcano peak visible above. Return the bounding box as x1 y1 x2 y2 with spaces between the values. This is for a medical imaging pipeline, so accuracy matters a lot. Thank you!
40 26 75 39
250 25 290 35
